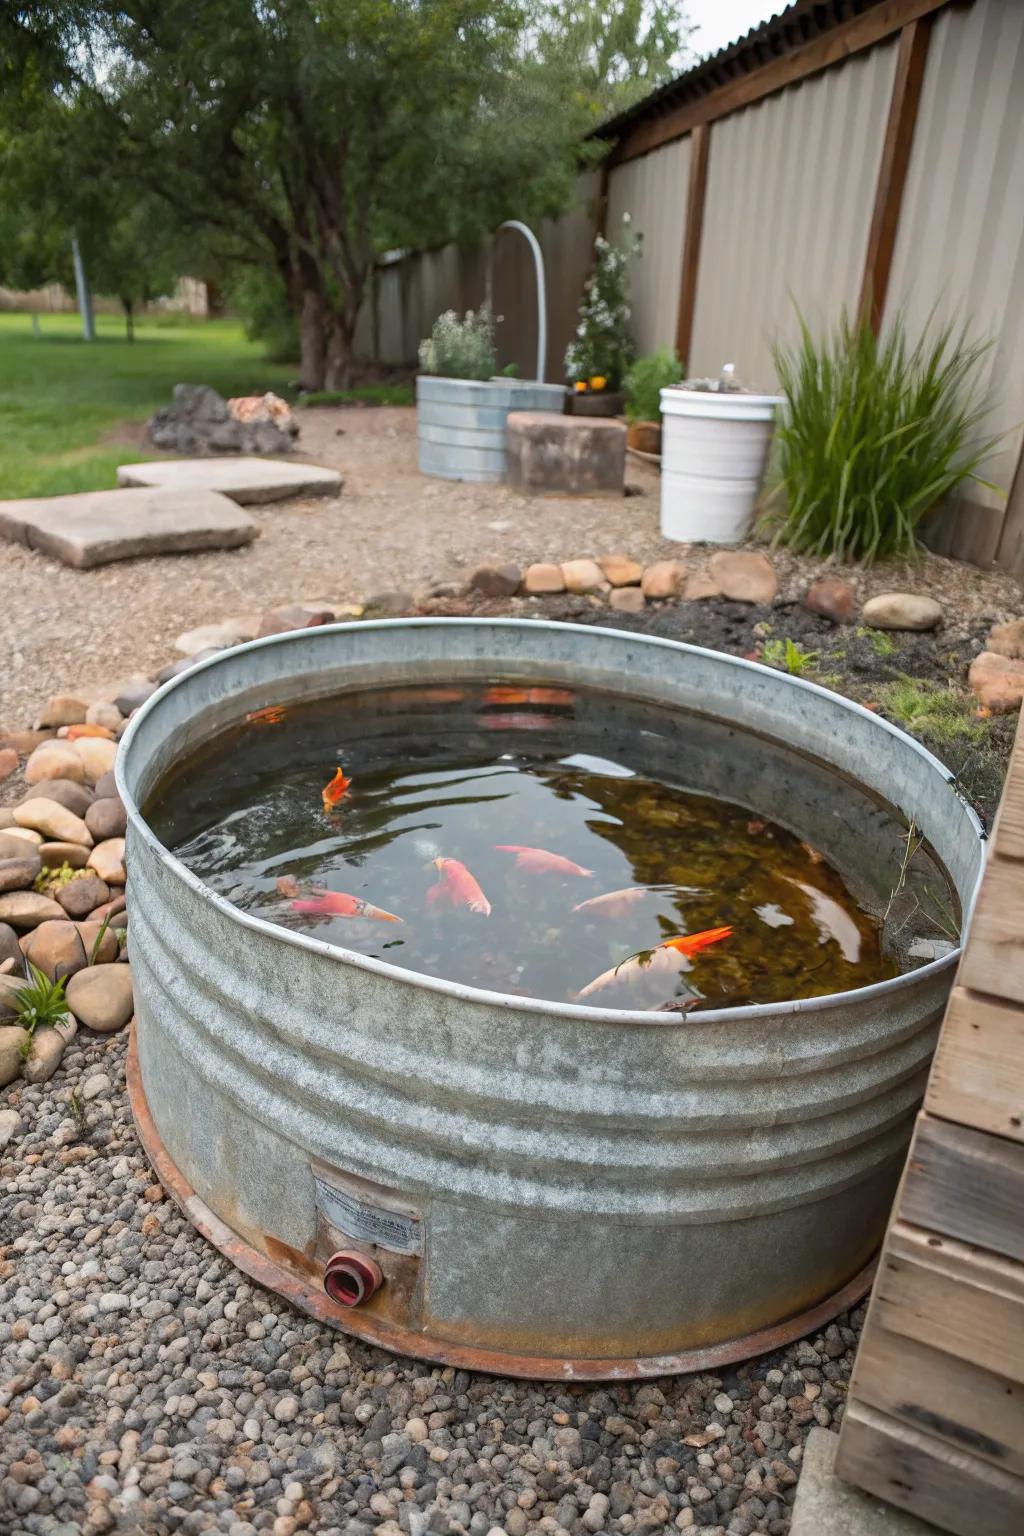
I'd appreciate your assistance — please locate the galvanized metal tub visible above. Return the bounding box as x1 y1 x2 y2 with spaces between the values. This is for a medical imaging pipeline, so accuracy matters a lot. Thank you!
416 376 566 482
118 619 985 1380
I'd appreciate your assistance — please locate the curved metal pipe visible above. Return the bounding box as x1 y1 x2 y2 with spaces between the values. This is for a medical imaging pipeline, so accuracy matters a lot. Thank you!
324 1251 383 1308
498 220 547 382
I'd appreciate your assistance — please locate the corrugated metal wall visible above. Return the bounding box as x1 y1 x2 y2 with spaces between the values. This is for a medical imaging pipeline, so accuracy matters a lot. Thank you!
688 40 897 388
886 0 1024 566
605 138 690 359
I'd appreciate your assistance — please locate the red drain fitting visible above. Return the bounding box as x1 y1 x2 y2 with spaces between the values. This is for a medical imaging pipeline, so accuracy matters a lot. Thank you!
323 1250 384 1307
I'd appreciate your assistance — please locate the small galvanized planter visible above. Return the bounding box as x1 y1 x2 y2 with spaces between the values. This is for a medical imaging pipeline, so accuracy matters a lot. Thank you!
119 619 985 1380
416 375 566 482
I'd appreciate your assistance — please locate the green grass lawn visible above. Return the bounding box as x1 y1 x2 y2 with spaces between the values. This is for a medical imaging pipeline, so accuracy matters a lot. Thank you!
0 312 296 499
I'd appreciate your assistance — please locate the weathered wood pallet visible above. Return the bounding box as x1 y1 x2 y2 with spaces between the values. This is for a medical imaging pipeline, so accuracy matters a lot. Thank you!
836 715 1024 1533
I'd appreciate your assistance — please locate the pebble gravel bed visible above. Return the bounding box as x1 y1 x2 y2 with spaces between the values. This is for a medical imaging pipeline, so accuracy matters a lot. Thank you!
1 1029 859 1536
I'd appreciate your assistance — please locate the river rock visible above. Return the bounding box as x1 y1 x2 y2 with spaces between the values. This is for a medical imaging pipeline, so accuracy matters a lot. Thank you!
804 577 857 624
40 841 91 869
21 778 94 816
682 572 722 600
90 893 127 925
0 892 65 929
0 974 29 1022
94 769 119 800
641 560 687 599
598 554 643 587
523 563 565 594
0 810 12 829
0 830 41 863
0 853 42 893
709 550 778 604
256 604 334 639
468 564 522 598
22 919 88 981
0 1108 20 1147
609 586 646 614
86 701 125 733
862 592 942 631
38 693 89 728
57 874 110 920
561 559 608 595
76 921 119 964
0 922 21 969
175 616 261 655
66 963 134 1033
13 797 93 847
87 839 126 885
114 679 157 716
4 826 42 846
0 747 16 782
72 737 118 784
22 1015 76 1084
0 1024 30 1086
85 798 127 842
986 617 1024 659
24 742 87 786
969 651 1024 713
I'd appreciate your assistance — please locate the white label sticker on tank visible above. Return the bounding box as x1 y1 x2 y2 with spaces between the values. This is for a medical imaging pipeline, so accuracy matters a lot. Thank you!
312 1169 423 1256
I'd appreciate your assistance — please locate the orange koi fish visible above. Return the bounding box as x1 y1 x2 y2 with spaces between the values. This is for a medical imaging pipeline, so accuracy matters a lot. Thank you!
427 857 491 916
495 845 594 878
573 886 649 918
246 705 287 727
276 876 401 923
322 766 352 811
484 686 574 707
481 712 560 732
577 926 732 1001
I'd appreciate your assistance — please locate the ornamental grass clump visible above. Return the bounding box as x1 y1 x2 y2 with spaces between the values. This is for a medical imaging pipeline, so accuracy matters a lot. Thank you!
767 309 1001 563
418 305 497 381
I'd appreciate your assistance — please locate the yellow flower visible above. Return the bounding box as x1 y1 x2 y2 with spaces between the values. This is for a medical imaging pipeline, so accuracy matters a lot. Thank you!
573 380 587 393
589 375 607 390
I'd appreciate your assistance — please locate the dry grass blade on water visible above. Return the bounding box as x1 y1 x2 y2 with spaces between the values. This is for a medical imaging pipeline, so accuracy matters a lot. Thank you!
766 307 1003 563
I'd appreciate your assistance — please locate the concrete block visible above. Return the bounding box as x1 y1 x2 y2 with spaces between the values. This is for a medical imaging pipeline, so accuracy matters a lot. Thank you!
506 412 625 497
790 1430 939 1536
0 488 257 569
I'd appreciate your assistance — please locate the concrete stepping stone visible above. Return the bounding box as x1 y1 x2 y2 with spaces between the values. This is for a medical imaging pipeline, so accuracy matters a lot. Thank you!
117 456 342 504
0 487 257 569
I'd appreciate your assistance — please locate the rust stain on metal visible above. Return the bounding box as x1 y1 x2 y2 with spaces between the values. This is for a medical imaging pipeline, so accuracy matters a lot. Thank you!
127 1030 878 1381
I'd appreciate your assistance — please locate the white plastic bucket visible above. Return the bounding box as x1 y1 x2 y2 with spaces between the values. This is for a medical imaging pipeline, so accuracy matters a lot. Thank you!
660 388 784 543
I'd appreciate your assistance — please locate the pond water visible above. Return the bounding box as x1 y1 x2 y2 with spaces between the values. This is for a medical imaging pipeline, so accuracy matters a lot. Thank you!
147 679 935 1012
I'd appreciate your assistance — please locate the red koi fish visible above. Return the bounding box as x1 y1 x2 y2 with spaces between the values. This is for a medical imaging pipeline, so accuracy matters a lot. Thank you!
495 845 593 878
427 857 491 916
577 926 732 1000
573 886 648 918
481 713 560 732
276 876 401 923
246 705 287 727
322 766 352 811
484 686 574 707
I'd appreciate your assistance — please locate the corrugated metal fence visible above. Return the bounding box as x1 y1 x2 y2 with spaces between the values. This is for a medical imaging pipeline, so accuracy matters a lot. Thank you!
356 0 1024 573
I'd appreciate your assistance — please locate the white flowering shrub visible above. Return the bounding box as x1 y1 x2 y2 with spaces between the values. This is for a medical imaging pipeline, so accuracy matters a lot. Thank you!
418 305 497 380
564 215 642 390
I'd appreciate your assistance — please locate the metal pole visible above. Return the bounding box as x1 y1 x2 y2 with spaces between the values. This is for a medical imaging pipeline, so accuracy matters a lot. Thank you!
71 235 95 342
498 220 547 382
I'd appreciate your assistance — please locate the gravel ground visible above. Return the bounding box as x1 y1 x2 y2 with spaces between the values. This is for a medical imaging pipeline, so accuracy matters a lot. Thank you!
2 405 1022 731
1 1033 856 1536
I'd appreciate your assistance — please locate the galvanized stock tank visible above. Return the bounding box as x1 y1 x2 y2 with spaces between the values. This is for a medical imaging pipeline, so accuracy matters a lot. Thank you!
118 620 985 1380
416 376 566 481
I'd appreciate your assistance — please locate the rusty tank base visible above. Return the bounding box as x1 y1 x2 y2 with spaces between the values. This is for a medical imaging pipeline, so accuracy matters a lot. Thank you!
127 1031 877 1383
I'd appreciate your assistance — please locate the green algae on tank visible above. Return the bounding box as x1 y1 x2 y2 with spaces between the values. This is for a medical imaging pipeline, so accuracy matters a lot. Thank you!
148 679 956 1013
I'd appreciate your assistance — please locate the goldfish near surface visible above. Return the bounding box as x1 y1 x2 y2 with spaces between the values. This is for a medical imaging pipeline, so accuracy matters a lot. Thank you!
573 886 649 918
495 845 593 878
427 857 491 916
321 766 352 811
577 926 732 1001
276 876 401 923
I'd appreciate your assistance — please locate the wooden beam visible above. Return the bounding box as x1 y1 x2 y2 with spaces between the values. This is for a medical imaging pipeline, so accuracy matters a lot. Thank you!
593 157 611 242
902 1113 1024 1263
858 17 933 329
607 0 958 168
926 986 1024 1145
674 123 710 370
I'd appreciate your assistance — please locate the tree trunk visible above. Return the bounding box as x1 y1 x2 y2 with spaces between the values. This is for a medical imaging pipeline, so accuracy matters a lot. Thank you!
324 312 356 391
298 286 327 391
123 300 135 343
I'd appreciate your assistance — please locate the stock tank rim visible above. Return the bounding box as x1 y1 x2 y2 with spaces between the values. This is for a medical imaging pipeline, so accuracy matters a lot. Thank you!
116 616 985 1030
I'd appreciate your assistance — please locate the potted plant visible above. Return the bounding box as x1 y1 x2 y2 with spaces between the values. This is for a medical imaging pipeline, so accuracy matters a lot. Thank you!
564 216 640 417
417 305 565 482
623 347 683 456
660 365 785 543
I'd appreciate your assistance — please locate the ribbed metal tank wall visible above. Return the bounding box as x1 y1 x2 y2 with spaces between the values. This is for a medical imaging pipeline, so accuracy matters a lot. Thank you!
688 41 897 388
605 138 690 360
886 0 1024 567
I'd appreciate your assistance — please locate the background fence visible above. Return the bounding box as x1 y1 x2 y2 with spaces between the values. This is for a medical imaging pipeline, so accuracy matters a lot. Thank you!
355 0 1024 575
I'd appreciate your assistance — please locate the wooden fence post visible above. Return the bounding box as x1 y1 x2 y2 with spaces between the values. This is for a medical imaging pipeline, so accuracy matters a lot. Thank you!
858 17 933 331
675 123 711 370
